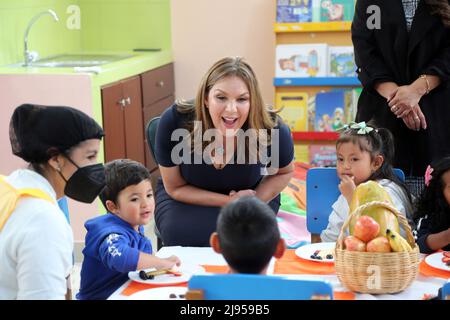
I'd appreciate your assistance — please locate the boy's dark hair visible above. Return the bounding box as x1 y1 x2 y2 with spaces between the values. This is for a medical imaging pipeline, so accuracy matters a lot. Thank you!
414 156 450 233
99 159 151 210
336 122 411 202
217 196 280 274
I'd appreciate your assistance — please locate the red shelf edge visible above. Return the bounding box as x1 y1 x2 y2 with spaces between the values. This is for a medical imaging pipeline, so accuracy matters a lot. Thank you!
292 131 339 141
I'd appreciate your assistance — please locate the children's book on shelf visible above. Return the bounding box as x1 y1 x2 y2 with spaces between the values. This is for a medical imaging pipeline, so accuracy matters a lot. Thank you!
309 144 337 167
314 91 345 131
330 88 359 124
343 89 355 124
276 44 328 78
307 94 316 131
294 143 309 163
276 92 309 131
276 0 313 23
319 0 355 22
350 87 362 122
328 46 356 77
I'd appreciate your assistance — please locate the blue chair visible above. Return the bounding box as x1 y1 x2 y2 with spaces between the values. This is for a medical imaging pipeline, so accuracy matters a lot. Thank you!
441 281 450 300
145 117 164 250
186 274 333 300
306 167 405 242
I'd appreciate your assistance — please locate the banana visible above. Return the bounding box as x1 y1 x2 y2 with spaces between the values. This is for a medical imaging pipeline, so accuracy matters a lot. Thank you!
386 229 412 252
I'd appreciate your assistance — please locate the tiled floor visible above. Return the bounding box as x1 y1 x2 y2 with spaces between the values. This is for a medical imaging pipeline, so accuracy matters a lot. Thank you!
70 219 158 299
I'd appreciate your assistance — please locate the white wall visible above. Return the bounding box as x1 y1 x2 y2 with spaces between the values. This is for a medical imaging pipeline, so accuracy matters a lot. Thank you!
170 0 275 104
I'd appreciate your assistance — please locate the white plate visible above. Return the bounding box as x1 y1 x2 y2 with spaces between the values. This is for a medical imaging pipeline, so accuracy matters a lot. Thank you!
128 264 205 285
425 252 450 272
295 242 336 263
128 286 187 300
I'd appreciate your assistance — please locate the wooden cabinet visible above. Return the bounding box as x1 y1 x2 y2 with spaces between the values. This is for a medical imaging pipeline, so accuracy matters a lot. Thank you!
141 64 175 173
102 75 146 164
141 63 175 191
101 63 174 188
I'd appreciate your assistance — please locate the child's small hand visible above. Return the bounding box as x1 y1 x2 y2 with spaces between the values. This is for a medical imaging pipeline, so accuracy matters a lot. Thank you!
159 255 181 270
167 255 181 267
339 175 356 205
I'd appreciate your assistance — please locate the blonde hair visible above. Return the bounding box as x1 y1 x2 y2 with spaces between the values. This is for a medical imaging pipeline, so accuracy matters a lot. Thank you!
177 57 278 152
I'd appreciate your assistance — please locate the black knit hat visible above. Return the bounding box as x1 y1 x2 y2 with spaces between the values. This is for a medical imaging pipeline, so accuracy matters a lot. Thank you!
10 104 104 163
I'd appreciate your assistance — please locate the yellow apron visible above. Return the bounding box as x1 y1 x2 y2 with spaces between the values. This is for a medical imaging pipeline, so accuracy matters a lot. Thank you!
0 175 55 232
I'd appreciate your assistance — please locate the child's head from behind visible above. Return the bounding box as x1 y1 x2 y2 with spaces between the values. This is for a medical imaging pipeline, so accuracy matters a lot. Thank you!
336 122 395 186
100 159 153 229
210 196 285 274
415 157 450 229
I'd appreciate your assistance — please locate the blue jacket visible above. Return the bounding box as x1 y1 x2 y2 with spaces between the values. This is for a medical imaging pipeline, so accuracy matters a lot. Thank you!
76 213 152 300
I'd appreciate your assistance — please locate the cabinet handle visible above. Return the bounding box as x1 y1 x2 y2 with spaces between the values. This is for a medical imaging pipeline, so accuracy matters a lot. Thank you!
125 97 131 105
118 98 126 107
156 80 164 87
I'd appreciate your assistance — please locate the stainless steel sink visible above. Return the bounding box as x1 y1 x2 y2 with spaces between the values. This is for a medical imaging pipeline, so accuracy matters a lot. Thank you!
24 53 135 68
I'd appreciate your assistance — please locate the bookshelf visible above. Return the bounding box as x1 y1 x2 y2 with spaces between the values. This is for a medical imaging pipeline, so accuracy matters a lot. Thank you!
291 131 339 141
274 1 360 166
274 77 359 86
274 21 351 32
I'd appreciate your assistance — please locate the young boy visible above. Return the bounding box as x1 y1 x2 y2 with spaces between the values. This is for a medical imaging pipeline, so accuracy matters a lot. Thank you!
209 196 285 274
77 159 180 300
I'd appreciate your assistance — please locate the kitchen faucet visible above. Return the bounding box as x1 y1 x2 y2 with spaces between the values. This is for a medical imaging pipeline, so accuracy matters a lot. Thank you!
23 9 59 66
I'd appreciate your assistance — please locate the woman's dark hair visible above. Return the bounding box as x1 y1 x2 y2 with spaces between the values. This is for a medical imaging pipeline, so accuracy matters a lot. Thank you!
336 123 411 202
217 196 279 274
100 159 151 210
414 156 450 232
426 0 450 27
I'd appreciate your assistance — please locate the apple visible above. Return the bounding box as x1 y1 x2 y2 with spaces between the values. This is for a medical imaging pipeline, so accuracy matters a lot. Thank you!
344 236 366 252
366 236 391 252
353 216 380 243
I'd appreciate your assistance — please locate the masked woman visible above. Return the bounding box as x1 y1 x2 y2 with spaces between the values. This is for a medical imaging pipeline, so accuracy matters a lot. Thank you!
0 104 105 299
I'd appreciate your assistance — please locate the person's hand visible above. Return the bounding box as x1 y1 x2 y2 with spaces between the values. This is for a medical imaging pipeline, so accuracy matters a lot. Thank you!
445 228 450 244
158 255 181 270
339 175 356 205
229 189 256 202
401 104 427 131
388 85 424 118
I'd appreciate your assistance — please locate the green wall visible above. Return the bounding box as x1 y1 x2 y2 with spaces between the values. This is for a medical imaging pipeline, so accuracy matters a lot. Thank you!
0 0 81 66
79 0 171 52
0 0 171 66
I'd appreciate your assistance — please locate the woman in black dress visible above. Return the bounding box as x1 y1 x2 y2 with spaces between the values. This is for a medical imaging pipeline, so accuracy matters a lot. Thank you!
154 57 294 246
352 0 450 185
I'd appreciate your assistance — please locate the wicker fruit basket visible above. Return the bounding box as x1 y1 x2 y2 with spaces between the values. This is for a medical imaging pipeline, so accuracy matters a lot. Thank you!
334 201 420 294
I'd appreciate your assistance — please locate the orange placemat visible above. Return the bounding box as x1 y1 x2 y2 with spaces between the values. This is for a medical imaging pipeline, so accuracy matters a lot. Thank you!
123 265 229 296
201 265 230 274
274 249 335 275
333 291 356 300
122 281 188 296
419 259 450 279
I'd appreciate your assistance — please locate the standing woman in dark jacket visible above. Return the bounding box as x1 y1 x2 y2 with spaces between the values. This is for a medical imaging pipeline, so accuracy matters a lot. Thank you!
352 0 450 182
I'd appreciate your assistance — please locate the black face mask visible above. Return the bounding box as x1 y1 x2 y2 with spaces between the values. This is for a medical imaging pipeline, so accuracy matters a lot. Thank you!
58 157 105 203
